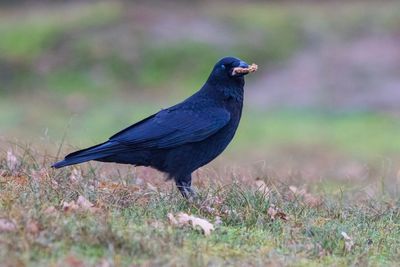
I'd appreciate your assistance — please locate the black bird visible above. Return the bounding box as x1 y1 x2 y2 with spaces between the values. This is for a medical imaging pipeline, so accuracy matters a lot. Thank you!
52 57 257 198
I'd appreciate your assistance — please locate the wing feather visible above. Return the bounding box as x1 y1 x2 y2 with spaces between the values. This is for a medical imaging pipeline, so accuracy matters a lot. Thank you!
109 107 230 149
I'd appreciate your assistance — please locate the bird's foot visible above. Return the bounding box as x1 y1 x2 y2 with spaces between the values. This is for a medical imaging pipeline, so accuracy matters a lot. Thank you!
177 185 197 201
176 175 198 201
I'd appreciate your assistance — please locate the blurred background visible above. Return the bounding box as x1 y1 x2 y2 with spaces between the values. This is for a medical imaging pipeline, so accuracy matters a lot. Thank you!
1 0 400 194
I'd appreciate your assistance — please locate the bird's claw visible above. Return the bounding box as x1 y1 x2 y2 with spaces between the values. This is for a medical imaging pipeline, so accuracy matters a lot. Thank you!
177 185 197 201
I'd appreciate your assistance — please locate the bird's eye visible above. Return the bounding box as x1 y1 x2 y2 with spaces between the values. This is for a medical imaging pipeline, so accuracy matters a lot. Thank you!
221 64 226 70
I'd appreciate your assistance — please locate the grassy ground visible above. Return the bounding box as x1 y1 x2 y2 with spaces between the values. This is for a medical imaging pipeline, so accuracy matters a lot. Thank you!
0 146 399 267
1 1 400 266
3 94 400 159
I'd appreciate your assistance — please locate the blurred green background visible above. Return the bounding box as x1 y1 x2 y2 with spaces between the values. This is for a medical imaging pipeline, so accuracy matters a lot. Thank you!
1 0 400 187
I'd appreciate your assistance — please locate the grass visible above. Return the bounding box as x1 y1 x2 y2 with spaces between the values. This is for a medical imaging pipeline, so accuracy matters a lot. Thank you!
3 1 398 95
0 2 121 61
0 147 399 266
236 110 400 158
1 0 399 97
1 2 400 265
136 42 222 89
2 93 400 160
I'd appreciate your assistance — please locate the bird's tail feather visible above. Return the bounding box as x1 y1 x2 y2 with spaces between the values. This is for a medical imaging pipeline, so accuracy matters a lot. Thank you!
51 141 124 168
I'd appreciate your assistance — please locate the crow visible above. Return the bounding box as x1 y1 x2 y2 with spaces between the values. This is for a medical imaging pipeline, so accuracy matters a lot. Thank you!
52 57 257 198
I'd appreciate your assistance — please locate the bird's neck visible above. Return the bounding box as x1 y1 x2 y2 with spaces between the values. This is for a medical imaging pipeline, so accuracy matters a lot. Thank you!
202 78 244 102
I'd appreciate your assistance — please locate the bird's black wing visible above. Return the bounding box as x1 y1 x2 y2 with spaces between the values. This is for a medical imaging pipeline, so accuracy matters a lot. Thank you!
109 107 231 149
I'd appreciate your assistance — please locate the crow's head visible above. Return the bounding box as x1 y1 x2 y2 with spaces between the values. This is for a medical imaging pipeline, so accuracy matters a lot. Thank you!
208 57 257 86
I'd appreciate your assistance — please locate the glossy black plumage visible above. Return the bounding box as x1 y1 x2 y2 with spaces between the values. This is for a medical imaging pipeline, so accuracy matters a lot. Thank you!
52 57 253 198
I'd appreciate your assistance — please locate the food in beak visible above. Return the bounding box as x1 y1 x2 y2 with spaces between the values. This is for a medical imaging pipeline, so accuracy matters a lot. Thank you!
232 63 258 76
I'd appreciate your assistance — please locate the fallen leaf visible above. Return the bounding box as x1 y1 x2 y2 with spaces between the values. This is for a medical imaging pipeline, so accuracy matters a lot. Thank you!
26 220 40 235
8 175 28 185
179 213 214 236
268 206 288 221
289 185 306 196
65 255 85 267
168 212 214 236
304 193 322 207
0 218 17 232
31 168 48 182
62 201 79 212
341 231 354 252
167 213 178 225
43 206 58 215
267 206 277 219
289 185 322 207
6 150 18 171
62 196 100 213
77 195 94 210
99 181 121 191
51 179 59 189
255 179 270 195
69 168 82 183
276 211 288 221
146 182 158 192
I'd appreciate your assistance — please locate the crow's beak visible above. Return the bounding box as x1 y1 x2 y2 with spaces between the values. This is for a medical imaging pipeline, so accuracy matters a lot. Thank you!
238 61 249 69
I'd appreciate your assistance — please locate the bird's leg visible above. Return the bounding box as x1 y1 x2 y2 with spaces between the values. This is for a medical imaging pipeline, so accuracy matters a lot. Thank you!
176 174 196 200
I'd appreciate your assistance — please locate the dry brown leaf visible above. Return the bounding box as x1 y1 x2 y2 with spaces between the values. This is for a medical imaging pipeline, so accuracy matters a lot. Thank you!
289 185 306 196
8 175 29 185
62 196 100 213
255 180 270 195
76 195 94 210
179 213 214 236
0 218 17 232
6 150 18 171
31 168 48 183
267 206 277 219
304 193 322 207
69 168 82 183
167 213 178 225
65 255 85 267
62 200 79 212
268 206 288 221
168 212 214 236
341 231 354 252
276 211 288 221
51 179 59 189
175 213 191 224
289 185 322 207
26 220 40 235
99 181 121 191
146 182 158 192
43 206 58 215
